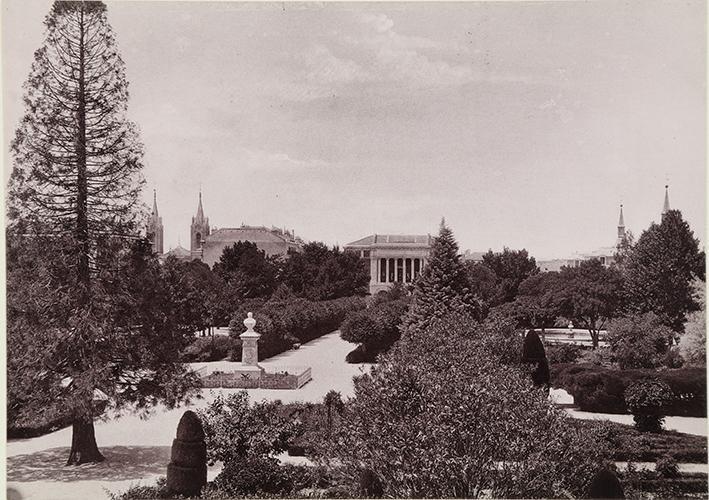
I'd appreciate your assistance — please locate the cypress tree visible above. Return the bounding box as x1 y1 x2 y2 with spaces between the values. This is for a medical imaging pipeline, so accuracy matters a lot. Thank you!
401 219 482 334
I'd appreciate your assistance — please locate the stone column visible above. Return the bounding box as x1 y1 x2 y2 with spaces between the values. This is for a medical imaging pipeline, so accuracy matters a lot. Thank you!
240 313 262 373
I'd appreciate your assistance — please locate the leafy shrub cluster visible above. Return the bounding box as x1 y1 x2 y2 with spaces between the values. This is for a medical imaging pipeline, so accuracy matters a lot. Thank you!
624 379 674 432
341 291 409 363
606 312 676 369
575 419 708 463
180 336 239 363
326 314 611 499
545 343 582 364
227 296 365 360
551 363 706 416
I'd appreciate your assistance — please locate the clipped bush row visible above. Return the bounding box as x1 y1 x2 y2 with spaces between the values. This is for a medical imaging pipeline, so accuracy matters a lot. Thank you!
551 363 706 416
340 298 408 363
180 336 239 363
228 296 366 360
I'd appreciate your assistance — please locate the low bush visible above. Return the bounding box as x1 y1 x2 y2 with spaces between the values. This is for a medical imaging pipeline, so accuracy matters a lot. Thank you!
180 336 239 363
655 455 680 478
551 363 706 416
577 420 708 462
545 343 582 364
228 296 365 360
624 378 674 433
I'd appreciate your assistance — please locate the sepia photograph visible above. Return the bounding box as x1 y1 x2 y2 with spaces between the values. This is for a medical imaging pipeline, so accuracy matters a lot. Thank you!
3 0 707 498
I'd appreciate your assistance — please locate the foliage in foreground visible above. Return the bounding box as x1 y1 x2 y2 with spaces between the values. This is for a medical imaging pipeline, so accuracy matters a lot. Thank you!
325 314 611 498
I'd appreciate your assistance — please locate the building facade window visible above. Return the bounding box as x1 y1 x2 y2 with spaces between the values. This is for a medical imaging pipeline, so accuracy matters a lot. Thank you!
414 258 420 279
388 258 395 283
380 258 387 283
396 258 404 282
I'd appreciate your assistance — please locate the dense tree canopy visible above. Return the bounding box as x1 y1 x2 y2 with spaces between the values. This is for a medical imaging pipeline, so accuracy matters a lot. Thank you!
281 242 369 300
212 241 280 299
557 259 624 349
482 247 539 305
623 210 705 331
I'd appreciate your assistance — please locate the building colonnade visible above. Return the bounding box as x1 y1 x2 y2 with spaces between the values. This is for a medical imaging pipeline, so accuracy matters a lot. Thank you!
375 257 425 284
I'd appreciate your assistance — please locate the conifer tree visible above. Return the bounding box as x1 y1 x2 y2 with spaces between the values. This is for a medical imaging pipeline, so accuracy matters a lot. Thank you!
7 1 198 465
623 210 705 331
401 219 483 334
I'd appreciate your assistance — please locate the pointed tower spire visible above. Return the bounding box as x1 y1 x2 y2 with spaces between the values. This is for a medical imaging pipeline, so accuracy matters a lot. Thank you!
147 189 164 254
152 188 159 217
191 189 210 256
616 204 626 245
662 184 670 216
196 189 204 221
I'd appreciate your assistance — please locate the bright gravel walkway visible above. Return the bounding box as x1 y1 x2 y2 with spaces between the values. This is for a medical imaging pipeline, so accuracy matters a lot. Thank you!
7 331 371 500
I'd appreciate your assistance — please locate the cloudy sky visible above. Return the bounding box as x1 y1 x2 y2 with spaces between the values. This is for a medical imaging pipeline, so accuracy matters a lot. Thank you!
3 0 706 259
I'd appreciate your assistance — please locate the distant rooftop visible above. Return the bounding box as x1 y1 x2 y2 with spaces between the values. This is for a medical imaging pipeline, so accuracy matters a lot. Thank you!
208 225 302 244
345 234 432 247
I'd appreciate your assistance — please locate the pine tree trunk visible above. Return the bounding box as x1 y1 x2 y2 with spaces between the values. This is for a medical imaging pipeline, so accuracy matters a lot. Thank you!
66 418 104 465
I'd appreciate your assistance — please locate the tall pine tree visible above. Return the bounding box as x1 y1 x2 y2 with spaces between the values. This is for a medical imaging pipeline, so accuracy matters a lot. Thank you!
7 1 198 465
401 219 483 334
623 210 705 331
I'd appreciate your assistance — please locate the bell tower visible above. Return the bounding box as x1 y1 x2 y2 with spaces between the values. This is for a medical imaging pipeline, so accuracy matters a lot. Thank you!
147 189 164 254
190 190 210 258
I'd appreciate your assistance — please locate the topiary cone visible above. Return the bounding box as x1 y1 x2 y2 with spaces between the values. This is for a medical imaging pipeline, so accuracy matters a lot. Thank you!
586 467 625 499
166 410 207 497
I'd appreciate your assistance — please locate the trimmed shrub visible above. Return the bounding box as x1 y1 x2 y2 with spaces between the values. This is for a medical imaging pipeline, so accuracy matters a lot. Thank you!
624 379 673 433
180 336 238 363
359 469 383 498
546 343 582 364
655 455 680 478
586 467 625 499
341 297 408 362
521 329 549 389
551 363 706 416
228 296 365 360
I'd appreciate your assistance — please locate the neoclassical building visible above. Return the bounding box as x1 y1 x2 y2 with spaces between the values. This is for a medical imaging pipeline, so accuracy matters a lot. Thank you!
344 234 432 294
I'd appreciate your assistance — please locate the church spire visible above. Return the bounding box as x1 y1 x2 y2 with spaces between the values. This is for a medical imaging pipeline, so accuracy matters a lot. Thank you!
662 184 671 216
616 204 626 245
152 189 159 217
196 189 205 222
147 189 164 254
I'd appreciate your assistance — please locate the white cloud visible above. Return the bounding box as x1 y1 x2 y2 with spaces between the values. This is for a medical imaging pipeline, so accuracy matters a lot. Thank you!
304 44 370 85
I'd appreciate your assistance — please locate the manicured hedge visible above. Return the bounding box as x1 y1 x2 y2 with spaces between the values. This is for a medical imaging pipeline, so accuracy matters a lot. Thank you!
228 296 366 360
551 363 706 416
180 336 239 362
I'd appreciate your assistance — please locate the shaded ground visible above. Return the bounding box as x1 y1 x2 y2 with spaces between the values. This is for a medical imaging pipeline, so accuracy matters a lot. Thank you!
7 446 170 483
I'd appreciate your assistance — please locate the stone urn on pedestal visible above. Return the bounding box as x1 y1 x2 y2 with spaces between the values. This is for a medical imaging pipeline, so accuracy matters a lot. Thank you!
240 312 264 379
